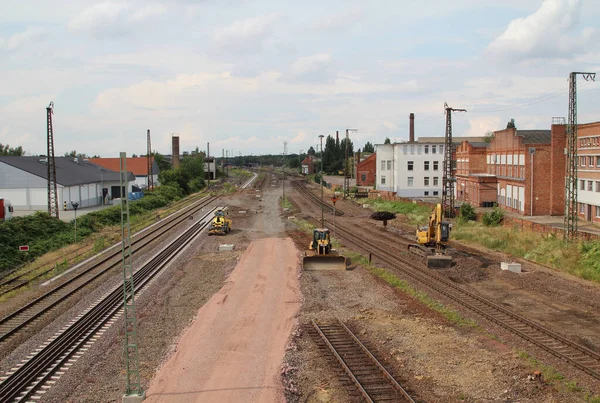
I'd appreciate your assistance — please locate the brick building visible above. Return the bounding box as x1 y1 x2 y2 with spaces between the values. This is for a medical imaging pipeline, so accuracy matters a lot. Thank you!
455 141 497 207
301 155 317 175
575 121 600 223
486 126 565 216
355 153 376 186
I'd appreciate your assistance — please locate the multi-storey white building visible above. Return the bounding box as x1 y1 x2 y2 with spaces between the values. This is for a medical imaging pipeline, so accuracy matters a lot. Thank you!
375 141 446 197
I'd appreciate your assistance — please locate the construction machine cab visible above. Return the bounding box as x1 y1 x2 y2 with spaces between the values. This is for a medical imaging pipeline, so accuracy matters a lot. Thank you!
303 228 347 270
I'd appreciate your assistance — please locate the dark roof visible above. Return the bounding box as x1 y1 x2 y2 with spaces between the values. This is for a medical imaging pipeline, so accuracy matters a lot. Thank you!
0 156 135 186
518 130 551 144
469 142 490 148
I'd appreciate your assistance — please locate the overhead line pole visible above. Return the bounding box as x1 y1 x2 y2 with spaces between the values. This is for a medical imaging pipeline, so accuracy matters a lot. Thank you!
46 102 59 219
442 102 466 218
564 72 596 242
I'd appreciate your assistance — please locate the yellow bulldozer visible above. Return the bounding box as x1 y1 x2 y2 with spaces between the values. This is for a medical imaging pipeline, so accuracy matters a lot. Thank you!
208 209 232 236
302 228 347 270
408 203 453 268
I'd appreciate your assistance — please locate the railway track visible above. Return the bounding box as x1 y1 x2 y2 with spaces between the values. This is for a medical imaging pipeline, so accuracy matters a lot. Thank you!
0 207 218 402
0 192 214 296
326 218 600 382
0 195 218 346
291 180 344 216
290 181 600 382
312 317 414 403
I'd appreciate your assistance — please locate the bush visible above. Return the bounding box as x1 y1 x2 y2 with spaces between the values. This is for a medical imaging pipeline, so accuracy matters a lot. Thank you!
482 207 504 226
458 203 476 223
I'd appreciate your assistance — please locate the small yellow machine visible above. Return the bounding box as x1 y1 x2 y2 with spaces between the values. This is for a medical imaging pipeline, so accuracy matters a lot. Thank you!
303 228 347 270
208 209 232 236
408 204 453 268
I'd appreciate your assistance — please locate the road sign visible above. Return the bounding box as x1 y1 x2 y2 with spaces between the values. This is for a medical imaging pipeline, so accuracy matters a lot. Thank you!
19 245 29 252
331 196 337 204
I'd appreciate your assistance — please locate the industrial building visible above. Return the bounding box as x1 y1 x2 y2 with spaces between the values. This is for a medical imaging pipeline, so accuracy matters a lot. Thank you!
575 121 600 223
0 156 134 211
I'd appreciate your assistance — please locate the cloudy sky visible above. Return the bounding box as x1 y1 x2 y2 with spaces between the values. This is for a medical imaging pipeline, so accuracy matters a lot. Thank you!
1 0 599 157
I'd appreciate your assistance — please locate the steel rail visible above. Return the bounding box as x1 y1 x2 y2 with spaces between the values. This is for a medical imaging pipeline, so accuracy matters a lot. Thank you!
0 208 216 402
0 196 217 344
291 181 344 216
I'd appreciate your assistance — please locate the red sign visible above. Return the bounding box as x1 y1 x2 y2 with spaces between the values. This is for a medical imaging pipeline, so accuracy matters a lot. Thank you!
19 245 29 252
331 197 337 204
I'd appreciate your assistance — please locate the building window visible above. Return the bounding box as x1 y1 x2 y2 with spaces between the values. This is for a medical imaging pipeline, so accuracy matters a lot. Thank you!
408 177 414 187
418 145 422 154
596 206 600 218
433 161 439 170
589 181 594 191
581 156 586 166
361 174 366 182
424 191 429 196
590 156 594 166
581 180 585 190
433 191 439 196
432 145 437 154
410 145 415 155
403 145 407 154
433 177 439 186
381 176 386 185
597 156 600 167
407 161 414 171
424 161 430 170
440 145 444 154
596 181 600 192
424 177 430 186
425 145 429 154
580 203 585 214
381 160 385 170
387 160 392 170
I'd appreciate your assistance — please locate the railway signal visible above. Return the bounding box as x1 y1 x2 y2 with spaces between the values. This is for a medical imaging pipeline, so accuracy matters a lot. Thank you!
19 245 29 252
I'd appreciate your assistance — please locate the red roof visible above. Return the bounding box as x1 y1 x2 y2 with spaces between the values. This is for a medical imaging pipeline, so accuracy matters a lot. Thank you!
88 157 155 176
356 153 376 168
301 155 314 165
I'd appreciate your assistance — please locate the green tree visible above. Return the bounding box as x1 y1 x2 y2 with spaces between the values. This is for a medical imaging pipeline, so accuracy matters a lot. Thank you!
158 168 190 194
384 137 391 144
0 144 24 156
363 141 375 153
307 146 316 155
152 152 172 172
64 150 88 159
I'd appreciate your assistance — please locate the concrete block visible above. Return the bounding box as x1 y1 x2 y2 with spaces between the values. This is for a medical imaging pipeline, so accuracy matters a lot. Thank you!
122 392 146 403
219 244 235 251
363 204 370 208
255 195 261 198
239 210 246 214
255 189 260 192
288 216 296 220
501 262 522 273
283 208 290 212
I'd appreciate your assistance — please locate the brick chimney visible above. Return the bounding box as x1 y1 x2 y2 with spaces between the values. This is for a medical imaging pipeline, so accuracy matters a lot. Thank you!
409 113 415 142
336 130 339 142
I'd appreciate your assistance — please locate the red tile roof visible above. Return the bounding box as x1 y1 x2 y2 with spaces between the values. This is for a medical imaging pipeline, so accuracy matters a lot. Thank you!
88 157 154 176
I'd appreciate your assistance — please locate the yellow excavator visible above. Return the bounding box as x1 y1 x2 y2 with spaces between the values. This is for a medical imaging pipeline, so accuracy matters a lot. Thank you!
302 228 347 270
408 204 453 268
208 209 232 236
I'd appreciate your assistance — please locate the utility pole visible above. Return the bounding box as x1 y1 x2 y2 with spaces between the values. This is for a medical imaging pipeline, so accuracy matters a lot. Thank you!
146 129 154 191
283 141 288 199
46 102 59 219
119 153 144 402
442 102 466 218
564 72 596 242
207 142 210 189
319 135 325 228
222 149 225 178
344 129 358 199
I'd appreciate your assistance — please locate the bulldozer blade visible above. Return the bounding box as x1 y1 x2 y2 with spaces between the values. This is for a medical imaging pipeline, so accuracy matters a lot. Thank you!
427 255 453 269
303 255 347 271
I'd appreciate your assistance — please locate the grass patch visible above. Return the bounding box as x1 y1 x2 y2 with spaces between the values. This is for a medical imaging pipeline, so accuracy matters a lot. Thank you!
355 198 430 225
452 221 600 283
280 196 293 211
290 217 316 233
344 250 477 328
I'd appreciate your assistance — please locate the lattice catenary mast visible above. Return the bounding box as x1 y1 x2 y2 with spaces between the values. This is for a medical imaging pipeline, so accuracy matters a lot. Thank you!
46 102 59 219
344 129 357 198
564 72 596 242
442 102 466 218
146 129 154 191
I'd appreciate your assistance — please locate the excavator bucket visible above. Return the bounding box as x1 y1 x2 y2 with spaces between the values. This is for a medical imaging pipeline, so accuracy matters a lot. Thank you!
303 251 347 271
426 254 453 269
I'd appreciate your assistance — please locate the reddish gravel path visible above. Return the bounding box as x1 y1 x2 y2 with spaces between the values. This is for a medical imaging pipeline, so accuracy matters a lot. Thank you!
145 237 301 403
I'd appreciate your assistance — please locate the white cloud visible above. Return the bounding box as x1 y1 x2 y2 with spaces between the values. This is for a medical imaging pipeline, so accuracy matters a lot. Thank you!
291 131 307 144
487 0 595 61
0 27 46 51
213 14 278 53
68 1 167 37
292 53 331 75
313 6 363 31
